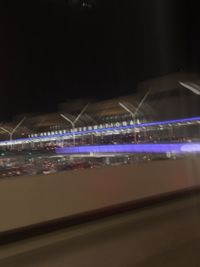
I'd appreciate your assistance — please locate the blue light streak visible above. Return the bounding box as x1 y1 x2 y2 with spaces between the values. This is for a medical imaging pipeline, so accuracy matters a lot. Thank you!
56 143 200 155
0 116 200 145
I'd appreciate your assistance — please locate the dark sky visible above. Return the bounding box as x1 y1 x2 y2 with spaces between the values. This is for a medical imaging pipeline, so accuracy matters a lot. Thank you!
0 0 198 120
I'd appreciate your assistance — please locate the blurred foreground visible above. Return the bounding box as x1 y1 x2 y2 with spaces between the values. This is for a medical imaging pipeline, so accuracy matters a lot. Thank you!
1 192 200 267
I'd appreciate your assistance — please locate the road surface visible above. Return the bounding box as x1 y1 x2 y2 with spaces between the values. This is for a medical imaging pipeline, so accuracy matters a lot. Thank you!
1 192 200 266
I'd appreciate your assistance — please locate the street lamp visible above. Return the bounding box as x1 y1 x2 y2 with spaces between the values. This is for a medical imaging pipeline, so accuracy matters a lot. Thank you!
0 117 26 150
179 81 200 95
119 88 151 143
60 104 89 146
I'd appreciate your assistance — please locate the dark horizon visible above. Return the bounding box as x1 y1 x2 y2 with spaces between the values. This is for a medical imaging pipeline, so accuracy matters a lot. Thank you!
0 0 199 120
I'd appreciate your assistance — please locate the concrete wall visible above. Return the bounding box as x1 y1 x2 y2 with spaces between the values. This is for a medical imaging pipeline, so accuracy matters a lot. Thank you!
0 157 200 232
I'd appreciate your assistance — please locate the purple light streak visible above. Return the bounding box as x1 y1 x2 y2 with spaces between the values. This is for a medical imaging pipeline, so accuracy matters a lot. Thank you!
56 143 200 155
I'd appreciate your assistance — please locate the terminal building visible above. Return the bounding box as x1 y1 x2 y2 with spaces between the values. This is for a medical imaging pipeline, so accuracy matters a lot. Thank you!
0 71 200 150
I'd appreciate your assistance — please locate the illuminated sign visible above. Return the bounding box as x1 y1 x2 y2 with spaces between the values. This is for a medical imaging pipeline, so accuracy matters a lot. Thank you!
0 116 200 147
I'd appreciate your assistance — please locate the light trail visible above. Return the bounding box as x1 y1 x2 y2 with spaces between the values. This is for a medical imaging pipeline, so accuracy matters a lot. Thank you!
0 116 200 146
56 143 200 155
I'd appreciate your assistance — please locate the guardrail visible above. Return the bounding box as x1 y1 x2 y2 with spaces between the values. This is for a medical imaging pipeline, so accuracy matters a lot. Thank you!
1 186 199 247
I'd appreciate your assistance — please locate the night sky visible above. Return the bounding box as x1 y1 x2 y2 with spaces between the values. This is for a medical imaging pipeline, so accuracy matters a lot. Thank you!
0 0 199 120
